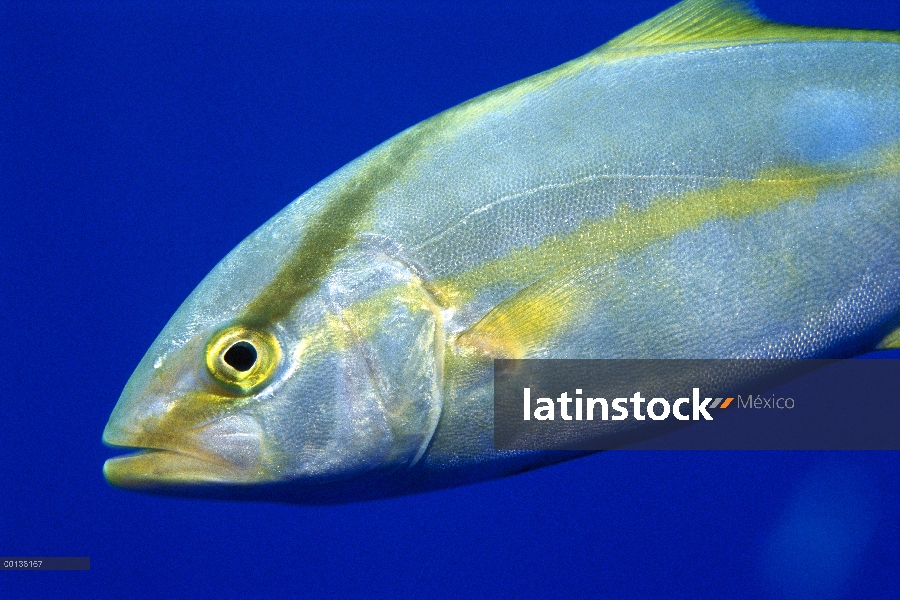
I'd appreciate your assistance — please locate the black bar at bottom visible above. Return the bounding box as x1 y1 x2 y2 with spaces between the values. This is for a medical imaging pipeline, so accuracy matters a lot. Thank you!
1 557 90 570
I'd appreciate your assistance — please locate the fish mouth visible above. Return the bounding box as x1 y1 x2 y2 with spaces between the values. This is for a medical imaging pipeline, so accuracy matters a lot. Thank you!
103 447 252 488
103 414 267 488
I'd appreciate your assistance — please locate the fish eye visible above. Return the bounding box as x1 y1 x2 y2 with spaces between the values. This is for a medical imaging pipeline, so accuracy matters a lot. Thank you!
223 341 257 371
205 326 281 393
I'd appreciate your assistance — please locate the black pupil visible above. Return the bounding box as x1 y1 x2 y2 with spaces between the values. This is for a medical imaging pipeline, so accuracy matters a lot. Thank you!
223 342 257 372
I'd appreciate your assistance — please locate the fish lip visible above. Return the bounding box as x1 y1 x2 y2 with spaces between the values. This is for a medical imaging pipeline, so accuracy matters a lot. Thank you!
102 429 214 467
103 447 254 488
102 425 261 487
104 441 220 468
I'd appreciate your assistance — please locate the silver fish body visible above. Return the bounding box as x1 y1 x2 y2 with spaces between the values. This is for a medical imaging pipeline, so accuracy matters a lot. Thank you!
103 0 900 502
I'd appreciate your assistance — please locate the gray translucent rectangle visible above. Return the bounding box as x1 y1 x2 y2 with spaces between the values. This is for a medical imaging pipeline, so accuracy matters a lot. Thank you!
493 359 900 450
1 557 90 570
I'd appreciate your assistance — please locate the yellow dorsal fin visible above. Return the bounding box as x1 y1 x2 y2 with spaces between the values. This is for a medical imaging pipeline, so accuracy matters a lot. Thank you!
598 0 899 60
606 0 764 48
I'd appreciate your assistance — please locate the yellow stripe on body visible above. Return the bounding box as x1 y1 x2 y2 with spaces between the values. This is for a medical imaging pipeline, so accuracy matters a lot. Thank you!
280 143 899 361
447 151 900 358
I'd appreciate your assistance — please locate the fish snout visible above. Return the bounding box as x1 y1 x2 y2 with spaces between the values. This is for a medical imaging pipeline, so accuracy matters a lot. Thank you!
103 412 268 488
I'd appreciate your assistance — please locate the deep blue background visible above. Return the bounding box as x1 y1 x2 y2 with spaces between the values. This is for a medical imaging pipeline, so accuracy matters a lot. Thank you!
2 1 899 598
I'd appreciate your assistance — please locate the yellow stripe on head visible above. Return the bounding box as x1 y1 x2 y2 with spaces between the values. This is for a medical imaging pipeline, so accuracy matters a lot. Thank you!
240 114 455 326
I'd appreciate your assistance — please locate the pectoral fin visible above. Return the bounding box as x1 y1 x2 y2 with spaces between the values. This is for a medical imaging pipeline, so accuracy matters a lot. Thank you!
876 324 900 350
455 267 589 359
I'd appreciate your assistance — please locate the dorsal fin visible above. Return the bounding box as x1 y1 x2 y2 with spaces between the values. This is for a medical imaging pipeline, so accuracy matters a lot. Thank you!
606 0 764 49
597 0 899 61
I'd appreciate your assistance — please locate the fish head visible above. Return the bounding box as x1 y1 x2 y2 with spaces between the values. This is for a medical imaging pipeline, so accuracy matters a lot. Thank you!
102 320 276 489
103 188 444 499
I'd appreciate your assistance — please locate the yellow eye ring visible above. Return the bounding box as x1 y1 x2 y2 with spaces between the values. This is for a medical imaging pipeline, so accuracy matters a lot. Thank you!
205 326 282 393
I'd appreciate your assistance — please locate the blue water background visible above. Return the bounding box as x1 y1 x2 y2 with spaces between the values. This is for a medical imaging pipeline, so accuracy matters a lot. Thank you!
2 1 899 598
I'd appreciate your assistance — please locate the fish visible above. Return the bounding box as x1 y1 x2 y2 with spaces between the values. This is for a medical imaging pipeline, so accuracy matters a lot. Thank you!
103 0 900 503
